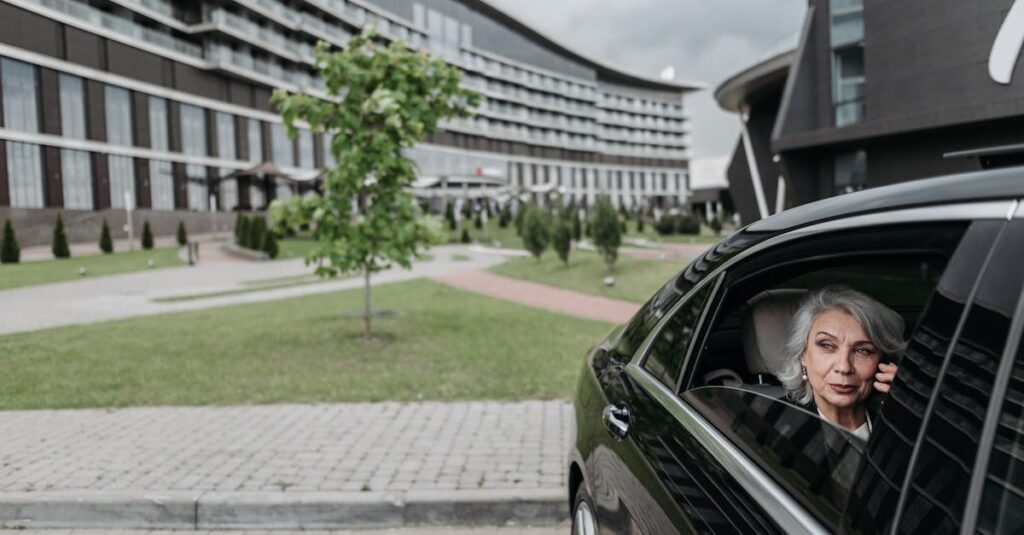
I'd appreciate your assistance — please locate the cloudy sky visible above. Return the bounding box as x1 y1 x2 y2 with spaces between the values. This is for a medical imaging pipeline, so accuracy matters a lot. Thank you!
488 0 807 186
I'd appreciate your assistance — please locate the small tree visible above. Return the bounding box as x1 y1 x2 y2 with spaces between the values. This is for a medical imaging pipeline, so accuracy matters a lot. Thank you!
261 229 279 259
247 217 266 252
460 228 471 244
514 203 527 236
51 214 70 259
552 215 572 267
499 205 510 228
709 214 723 236
237 216 251 248
444 202 457 231
141 220 154 250
636 213 645 234
593 195 621 274
99 219 113 253
1 218 20 264
272 30 479 337
572 210 582 243
176 221 188 246
474 212 482 230
521 205 550 261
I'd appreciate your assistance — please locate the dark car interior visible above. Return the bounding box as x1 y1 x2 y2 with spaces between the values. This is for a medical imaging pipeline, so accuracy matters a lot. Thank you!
690 254 949 396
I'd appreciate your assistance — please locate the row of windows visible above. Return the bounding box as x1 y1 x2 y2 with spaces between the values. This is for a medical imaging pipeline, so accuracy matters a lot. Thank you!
459 50 598 102
509 163 684 194
599 92 685 118
830 0 865 127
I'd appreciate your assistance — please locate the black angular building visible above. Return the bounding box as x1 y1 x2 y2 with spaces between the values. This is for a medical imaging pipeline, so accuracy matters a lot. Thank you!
0 0 698 244
717 0 1024 224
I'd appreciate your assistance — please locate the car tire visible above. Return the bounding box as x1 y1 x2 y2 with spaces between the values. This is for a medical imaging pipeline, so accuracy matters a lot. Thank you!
572 483 599 535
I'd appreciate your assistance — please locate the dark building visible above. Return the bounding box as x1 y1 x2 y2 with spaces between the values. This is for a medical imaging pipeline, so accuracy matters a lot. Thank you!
717 0 1024 224
0 0 697 245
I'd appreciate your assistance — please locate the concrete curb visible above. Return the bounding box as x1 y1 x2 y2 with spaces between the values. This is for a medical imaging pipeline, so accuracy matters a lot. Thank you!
0 489 567 530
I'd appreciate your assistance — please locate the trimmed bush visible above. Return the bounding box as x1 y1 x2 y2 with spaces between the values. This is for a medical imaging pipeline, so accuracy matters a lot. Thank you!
498 206 510 228
261 229 279 259
444 203 456 231
141 220 154 250
514 204 526 236
710 215 723 235
1 218 20 264
521 205 550 261
552 216 572 267
572 211 582 242
234 212 244 242
177 221 188 246
636 215 645 233
237 216 251 248
52 214 70 259
592 196 621 273
99 219 113 253
247 217 266 252
460 228 471 244
676 214 701 235
654 215 676 236
474 213 482 230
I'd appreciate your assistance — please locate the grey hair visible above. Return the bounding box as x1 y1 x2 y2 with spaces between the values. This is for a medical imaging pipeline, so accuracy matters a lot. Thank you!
778 285 908 405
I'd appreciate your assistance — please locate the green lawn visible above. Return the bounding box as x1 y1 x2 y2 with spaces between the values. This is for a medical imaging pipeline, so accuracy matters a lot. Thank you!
0 247 184 291
277 238 318 260
448 219 524 250
492 249 683 304
627 224 727 245
0 279 612 409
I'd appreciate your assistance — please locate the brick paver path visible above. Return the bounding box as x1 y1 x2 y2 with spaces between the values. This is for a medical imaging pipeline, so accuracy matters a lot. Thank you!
0 401 570 494
432 269 639 324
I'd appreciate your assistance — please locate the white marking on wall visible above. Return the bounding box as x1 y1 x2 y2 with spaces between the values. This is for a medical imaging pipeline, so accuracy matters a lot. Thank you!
990 0 1024 84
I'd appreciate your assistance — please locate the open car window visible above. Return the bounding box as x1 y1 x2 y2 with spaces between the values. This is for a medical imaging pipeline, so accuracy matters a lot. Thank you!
683 386 865 532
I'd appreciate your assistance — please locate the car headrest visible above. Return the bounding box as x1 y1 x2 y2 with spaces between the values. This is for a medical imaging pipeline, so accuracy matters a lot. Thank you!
742 289 809 377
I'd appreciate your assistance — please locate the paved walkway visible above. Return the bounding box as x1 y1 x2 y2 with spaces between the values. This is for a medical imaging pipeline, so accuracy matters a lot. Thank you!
0 402 572 529
19 232 235 262
0 246 505 336
432 269 640 324
0 527 566 534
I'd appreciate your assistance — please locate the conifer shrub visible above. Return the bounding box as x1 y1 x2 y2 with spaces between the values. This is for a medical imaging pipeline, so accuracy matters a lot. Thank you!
99 219 113 253
177 221 188 246
593 196 621 273
676 214 701 235
141 220 154 250
552 216 572 267
522 205 551 262
261 228 279 259
1 218 20 264
460 228 471 244
52 214 70 258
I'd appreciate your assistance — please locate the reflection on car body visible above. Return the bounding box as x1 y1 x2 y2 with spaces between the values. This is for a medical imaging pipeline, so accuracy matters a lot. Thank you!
568 167 1024 534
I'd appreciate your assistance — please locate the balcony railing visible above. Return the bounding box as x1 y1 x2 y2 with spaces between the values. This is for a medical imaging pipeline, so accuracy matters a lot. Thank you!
39 0 202 59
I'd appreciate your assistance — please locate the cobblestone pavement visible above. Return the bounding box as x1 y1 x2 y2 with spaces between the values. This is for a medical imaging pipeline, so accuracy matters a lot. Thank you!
432 269 639 324
0 401 571 494
0 527 568 534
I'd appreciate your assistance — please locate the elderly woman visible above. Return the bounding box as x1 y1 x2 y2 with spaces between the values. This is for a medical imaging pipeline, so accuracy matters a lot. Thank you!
779 285 906 440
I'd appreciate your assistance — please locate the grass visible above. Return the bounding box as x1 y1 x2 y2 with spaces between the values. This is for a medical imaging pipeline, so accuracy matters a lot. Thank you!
449 219 524 250
491 249 684 304
627 223 727 246
0 247 184 291
152 277 331 303
0 279 612 409
277 238 318 260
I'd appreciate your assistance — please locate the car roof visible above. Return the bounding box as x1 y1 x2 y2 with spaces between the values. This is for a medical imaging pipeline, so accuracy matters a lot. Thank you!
675 165 1024 290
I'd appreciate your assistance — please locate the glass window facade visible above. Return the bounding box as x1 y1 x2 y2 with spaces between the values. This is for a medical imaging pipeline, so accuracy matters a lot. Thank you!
834 149 867 195
59 74 93 209
2 58 44 208
108 155 135 209
104 85 133 146
322 133 335 168
180 103 208 210
298 129 314 169
270 123 293 167
216 112 237 210
248 119 262 163
831 0 865 126
148 97 174 210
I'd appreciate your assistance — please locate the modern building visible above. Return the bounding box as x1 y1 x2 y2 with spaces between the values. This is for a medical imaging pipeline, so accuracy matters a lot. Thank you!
716 0 1024 224
0 0 698 245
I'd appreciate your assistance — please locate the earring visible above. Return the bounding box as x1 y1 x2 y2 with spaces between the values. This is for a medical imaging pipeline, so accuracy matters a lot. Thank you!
801 366 808 381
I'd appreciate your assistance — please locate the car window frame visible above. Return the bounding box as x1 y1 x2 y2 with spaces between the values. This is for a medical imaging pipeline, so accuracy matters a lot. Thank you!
619 200 1016 533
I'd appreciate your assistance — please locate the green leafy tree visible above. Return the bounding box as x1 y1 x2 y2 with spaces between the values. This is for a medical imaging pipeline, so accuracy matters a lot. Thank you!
593 195 621 274
99 219 113 253
141 220 154 250
498 205 510 228
247 217 266 252
237 216 250 248
272 29 479 338
514 203 527 236
552 215 572 267
521 205 550 261
52 214 70 258
261 228 279 259
572 210 582 242
1 218 20 264
176 221 188 246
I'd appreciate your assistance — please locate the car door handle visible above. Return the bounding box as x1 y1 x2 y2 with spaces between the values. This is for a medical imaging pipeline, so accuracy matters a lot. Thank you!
602 403 630 440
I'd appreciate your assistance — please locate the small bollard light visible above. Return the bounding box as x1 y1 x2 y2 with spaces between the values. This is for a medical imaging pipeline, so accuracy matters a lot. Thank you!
78 266 87 276
147 259 155 268
603 276 615 287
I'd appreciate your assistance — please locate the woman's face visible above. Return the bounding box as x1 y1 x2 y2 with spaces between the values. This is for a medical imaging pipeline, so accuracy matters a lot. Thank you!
801 308 880 414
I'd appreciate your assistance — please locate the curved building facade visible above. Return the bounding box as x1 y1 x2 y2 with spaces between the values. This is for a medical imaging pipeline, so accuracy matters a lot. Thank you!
0 0 697 244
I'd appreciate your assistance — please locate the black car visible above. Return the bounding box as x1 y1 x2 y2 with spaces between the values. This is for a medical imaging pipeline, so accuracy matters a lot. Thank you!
569 166 1024 534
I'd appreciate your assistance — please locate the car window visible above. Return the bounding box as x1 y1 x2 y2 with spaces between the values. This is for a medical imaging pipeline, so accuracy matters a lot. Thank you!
683 386 865 532
641 279 715 389
683 222 969 394
894 220 1024 533
974 315 1024 534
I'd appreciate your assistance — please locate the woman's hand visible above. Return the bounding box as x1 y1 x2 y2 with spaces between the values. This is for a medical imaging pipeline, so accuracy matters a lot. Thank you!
874 362 898 393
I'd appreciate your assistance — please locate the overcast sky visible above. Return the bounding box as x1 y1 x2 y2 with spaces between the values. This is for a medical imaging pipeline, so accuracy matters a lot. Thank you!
487 0 807 186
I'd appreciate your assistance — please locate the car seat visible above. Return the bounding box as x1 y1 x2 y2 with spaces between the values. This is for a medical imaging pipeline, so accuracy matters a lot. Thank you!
738 289 808 397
